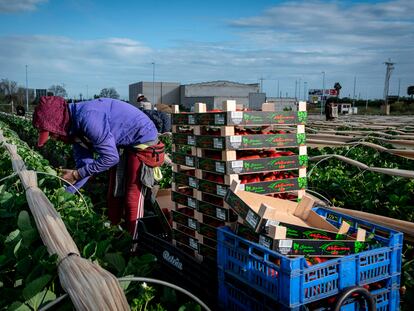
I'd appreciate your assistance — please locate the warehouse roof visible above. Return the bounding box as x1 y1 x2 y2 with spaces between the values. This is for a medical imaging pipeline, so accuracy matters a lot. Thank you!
184 80 259 87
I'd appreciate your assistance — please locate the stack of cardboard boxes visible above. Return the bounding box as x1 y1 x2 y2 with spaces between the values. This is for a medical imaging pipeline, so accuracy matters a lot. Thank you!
170 100 308 261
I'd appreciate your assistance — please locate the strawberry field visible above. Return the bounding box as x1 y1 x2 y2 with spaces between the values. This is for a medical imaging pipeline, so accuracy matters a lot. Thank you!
0 112 413 309
0 115 198 310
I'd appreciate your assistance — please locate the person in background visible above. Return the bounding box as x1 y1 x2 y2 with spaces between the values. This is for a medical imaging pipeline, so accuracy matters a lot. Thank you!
136 94 152 109
325 97 337 121
136 93 171 133
32 96 165 240
16 105 25 116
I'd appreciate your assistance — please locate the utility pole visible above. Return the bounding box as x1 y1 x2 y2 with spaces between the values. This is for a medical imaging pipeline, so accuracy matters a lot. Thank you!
383 58 394 115
277 80 280 98
352 76 356 111
298 78 301 100
152 62 155 109
304 82 308 102
321 71 325 116
25 65 29 112
397 78 401 102
294 80 298 99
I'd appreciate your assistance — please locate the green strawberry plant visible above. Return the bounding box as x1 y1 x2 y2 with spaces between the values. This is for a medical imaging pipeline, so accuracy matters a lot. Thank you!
0 121 171 310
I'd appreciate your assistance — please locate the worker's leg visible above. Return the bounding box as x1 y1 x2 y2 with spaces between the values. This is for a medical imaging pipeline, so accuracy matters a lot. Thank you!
126 143 166 239
107 166 124 226
124 151 144 239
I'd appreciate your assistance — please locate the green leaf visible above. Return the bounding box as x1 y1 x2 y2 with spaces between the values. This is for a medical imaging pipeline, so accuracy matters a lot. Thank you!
17 211 32 231
16 257 32 275
5 229 20 244
95 240 111 258
7 301 31 311
135 253 157 265
82 241 97 258
118 274 132 291
21 228 38 246
13 240 22 257
104 252 126 274
22 274 52 301
44 166 57 176
26 289 56 310
0 191 13 204
14 278 23 287
178 302 202 311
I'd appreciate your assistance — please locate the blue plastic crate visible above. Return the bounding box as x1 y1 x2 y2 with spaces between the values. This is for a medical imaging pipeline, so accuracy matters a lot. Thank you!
217 207 403 308
219 278 400 311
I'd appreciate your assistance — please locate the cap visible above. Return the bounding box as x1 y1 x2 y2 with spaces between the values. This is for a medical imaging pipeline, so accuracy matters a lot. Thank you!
38 130 49 147
137 93 145 102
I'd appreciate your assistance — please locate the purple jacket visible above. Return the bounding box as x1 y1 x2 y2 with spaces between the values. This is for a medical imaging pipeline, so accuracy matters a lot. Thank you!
67 98 157 191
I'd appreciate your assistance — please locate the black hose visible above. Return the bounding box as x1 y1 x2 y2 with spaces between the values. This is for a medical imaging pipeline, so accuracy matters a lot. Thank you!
333 286 376 311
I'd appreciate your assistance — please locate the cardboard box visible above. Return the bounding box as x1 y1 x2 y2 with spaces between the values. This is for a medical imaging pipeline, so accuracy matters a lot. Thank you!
197 201 234 222
195 133 305 150
172 133 196 146
197 179 228 197
172 113 197 125
225 182 367 256
172 153 197 168
196 111 307 126
173 229 217 251
173 172 199 189
172 210 198 231
236 223 366 257
225 181 336 233
173 229 199 251
197 155 307 174
171 191 198 209
238 177 307 195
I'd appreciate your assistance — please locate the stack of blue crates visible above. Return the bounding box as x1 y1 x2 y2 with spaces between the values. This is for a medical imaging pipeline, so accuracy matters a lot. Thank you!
217 207 403 311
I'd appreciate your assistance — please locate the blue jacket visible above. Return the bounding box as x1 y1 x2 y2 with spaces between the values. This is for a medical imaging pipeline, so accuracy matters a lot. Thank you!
67 98 158 191
142 109 172 133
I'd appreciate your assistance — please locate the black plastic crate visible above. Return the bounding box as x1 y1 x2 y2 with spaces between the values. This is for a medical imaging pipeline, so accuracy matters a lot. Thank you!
133 216 218 309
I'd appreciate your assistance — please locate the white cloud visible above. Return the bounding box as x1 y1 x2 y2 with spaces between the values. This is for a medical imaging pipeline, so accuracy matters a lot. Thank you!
0 35 152 98
0 0 47 13
225 0 414 96
1 0 413 99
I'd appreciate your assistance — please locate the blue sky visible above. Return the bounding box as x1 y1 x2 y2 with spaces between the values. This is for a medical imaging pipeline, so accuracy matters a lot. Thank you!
0 0 413 100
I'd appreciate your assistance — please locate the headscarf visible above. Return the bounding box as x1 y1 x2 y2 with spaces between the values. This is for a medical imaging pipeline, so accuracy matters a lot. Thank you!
32 96 71 146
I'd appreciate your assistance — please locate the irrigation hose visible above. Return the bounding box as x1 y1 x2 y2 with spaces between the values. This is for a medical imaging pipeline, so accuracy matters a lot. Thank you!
118 277 212 311
0 172 18 184
35 171 91 213
39 276 212 311
333 286 376 311
38 293 68 311
304 188 333 206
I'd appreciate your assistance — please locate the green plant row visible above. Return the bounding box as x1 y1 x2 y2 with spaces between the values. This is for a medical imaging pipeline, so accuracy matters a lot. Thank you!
308 144 414 308
0 122 182 310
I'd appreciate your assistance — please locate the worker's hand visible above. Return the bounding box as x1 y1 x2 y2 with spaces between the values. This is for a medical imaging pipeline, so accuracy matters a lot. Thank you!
59 169 80 184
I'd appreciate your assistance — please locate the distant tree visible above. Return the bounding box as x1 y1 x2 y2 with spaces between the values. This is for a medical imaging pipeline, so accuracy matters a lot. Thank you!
0 79 18 96
0 79 19 104
48 84 67 98
408 86 414 99
99 87 120 99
